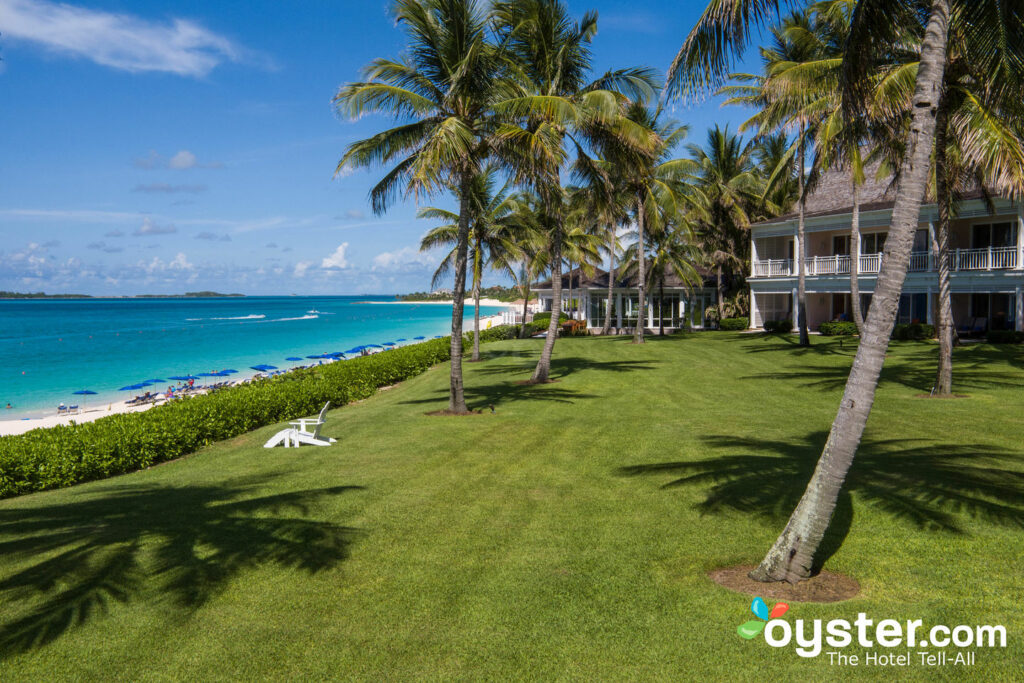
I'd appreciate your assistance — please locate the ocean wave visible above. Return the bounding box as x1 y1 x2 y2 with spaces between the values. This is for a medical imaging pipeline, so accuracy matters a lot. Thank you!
186 314 266 321
262 314 319 323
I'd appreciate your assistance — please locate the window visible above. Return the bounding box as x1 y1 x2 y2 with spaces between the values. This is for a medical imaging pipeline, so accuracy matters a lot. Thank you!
861 232 887 254
833 235 850 256
972 222 1017 249
623 295 641 325
652 293 681 328
897 293 928 324
588 296 607 328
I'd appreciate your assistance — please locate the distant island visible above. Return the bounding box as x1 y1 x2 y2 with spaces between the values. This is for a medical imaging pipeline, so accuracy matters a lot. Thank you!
1 291 245 300
397 285 523 303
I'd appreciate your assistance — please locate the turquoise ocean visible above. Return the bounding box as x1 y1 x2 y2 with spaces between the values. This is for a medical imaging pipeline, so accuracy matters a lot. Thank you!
0 296 503 419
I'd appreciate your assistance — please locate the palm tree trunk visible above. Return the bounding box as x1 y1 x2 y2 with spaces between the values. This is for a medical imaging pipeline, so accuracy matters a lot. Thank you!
532 226 562 382
634 195 647 344
716 264 725 324
850 180 864 334
797 133 810 346
749 0 950 583
448 175 474 413
934 96 954 395
602 237 615 335
471 244 482 362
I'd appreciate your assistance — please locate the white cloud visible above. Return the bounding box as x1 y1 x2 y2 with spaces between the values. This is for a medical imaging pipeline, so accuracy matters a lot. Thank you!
169 150 197 169
321 243 350 270
0 0 245 76
134 149 222 170
372 246 438 271
293 261 314 278
144 252 193 274
133 182 207 193
134 217 177 236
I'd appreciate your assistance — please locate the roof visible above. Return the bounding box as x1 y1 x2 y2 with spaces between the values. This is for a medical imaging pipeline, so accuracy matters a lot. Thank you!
533 266 710 290
752 162 990 226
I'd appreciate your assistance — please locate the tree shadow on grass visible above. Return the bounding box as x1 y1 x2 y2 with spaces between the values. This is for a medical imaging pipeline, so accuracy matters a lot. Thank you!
0 478 362 658
619 432 1024 570
399 380 598 408
741 333 860 358
471 356 658 381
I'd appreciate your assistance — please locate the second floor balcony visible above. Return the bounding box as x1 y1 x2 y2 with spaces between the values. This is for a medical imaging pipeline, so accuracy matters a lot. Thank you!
751 246 1021 278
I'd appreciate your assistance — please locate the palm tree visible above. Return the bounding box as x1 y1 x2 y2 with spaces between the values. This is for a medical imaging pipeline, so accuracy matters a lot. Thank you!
668 0 962 582
419 168 534 361
492 0 657 381
334 0 506 414
685 126 764 324
867 9 1024 395
720 8 838 346
622 219 704 336
600 102 694 344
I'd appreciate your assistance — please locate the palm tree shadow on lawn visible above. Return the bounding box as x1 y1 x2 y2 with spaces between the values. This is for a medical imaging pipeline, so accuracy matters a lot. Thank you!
0 478 362 659
619 432 1024 573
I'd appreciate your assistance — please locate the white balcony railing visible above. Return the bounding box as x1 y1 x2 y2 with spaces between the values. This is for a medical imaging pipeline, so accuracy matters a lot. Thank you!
751 247 1020 278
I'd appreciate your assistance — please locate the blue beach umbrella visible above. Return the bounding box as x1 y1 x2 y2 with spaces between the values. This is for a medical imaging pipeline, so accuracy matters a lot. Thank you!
286 357 303 361
414 336 425 340
382 342 396 346
434 335 443 338
344 346 364 354
72 390 97 396
220 369 238 374
143 378 164 384
119 384 147 391
397 338 407 342
198 372 219 377
168 375 195 381
306 354 324 359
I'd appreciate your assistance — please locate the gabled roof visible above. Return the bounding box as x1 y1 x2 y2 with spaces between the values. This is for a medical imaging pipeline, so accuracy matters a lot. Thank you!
755 161 897 226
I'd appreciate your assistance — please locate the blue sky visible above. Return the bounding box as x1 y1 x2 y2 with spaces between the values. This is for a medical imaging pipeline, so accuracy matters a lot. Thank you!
0 0 758 296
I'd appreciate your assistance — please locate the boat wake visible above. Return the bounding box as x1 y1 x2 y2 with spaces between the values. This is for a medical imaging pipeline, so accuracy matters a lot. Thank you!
262 314 319 323
186 314 266 321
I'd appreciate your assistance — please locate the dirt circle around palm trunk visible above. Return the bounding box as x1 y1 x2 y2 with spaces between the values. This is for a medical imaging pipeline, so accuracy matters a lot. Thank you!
424 409 489 417
709 565 860 603
914 393 970 399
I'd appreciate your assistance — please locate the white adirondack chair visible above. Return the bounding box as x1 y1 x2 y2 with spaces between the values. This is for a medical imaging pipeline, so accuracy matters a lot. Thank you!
263 402 337 448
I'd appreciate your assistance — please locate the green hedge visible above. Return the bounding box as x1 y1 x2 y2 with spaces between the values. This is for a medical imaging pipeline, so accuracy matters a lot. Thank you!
719 317 749 331
0 329 518 499
819 321 859 336
532 312 568 325
763 319 792 334
891 322 936 340
986 329 1024 344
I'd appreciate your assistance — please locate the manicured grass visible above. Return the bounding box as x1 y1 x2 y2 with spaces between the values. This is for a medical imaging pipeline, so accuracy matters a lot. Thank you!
0 334 1021 680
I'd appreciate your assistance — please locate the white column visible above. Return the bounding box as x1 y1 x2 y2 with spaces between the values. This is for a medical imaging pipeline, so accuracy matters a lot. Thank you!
1017 206 1024 269
616 292 623 329
793 231 801 276
750 291 760 329
928 221 936 270
927 287 934 325
792 287 799 331
1017 286 1023 331
751 235 759 276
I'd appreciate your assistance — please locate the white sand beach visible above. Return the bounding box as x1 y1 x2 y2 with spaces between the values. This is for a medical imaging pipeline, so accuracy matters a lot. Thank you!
0 323 509 438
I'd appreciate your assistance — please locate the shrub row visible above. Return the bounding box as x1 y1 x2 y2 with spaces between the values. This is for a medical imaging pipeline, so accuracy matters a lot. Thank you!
763 319 793 334
0 329 519 499
891 322 935 340
986 329 1024 344
819 321 859 336
719 317 749 331
531 312 569 325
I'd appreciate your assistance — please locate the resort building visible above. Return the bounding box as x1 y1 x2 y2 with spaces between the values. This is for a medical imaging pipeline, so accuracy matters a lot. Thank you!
748 169 1024 333
531 268 717 332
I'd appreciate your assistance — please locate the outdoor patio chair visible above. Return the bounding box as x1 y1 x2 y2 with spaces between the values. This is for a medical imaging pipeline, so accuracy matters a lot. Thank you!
263 402 337 448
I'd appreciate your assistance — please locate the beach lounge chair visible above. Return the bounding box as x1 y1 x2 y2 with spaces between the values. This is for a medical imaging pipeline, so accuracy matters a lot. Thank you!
263 402 337 448
68 405 79 415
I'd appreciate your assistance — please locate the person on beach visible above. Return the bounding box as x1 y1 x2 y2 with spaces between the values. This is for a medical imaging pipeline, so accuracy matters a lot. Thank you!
5 403 11 409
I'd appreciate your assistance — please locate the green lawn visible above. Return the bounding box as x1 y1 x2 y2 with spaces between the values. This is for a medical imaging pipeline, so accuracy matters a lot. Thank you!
1 334 1022 680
